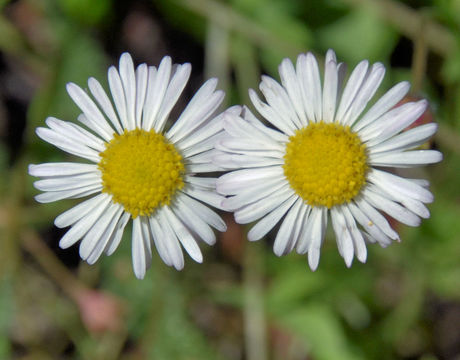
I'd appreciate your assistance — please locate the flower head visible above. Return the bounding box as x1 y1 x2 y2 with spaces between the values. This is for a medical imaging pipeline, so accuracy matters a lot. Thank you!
29 53 235 279
216 50 442 270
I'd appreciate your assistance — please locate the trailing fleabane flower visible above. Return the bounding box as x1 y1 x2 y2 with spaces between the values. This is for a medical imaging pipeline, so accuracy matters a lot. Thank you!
29 53 237 279
215 49 442 270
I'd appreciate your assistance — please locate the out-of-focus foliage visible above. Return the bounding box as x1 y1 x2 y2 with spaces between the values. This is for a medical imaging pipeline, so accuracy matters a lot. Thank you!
0 0 459 359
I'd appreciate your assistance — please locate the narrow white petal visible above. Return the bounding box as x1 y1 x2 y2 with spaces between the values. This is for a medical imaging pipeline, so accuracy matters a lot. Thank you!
247 195 297 241
34 173 100 192
222 177 286 211
354 197 400 240
174 198 216 245
149 216 172 266
341 63 385 127
183 186 225 210
306 207 327 271
140 216 153 270
80 203 122 260
88 77 123 134
184 176 216 190
178 193 226 231
163 206 203 263
144 57 172 131
223 112 276 143
54 193 109 228
168 90 224 143
215 154 284 169
135 64 148 128
368 184 430 219
369 150 443 167
35 183 102 203
322 58 338 123
132 217 147 279
243 106 289 142
260 75 302 129
119 53 137 130
353 81 410 132
335 60 369 124
273 198 305 256
59 195 112 248
158 209 185 270
341 205 367 263
66 82 114 141
296 53 316 122
216 167 284 195
364 100 428 146
46 117 105 151
86 206 124 264
348 201 393 247
104 212 130 256
369 123 438 154
368 169 434 203
234 187 294 224
108 66 129 130
36 127 100 163
363 188 421 226
279 57 308 126
155 63 192 132
249 89 295 135
330 207 354 267
29 163 98 177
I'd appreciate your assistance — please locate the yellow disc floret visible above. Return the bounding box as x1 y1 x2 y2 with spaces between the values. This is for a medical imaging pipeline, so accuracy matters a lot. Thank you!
283 121 368 208
98 129 185 218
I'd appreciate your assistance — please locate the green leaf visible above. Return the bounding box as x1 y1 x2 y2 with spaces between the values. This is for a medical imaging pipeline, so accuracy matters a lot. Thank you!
317 7 398 63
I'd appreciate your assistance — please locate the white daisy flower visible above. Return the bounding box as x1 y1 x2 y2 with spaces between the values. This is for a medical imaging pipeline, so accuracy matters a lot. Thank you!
215 49 442 270
29 53 235 279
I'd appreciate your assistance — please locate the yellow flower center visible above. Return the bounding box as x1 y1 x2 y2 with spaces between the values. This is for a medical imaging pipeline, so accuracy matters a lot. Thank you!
98 129 185 218
283 121 368 208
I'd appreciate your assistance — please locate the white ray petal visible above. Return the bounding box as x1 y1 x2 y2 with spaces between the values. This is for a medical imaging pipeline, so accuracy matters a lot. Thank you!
158 208 185 270
363 188 421 226
135 63 148 128
132 217 147 279
247 195 297 241
59 195 112 249
353 81 410 132
54 193 109 228
331 207 354 267
29 163 98 177
119 53 137 130
88 77 123 134
369 150 443 167
108 66 129 130
178 193 226 231
273 198 305 256
155 64 192 132
279 57 308 125
66 82 114 141
144 57 172 131
163 206 203 263
335 60 369 124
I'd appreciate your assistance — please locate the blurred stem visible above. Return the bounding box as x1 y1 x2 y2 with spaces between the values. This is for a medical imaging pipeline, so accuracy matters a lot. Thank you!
177 0 304 59
411 13 428 94
21 229 85 299
243 239 268 360
231 34 260 107
0 161 27 277
205 20 230 108
342 0 456 57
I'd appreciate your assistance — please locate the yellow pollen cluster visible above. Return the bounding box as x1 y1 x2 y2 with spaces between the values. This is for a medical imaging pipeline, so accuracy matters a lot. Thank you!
98 129 185 218
283 121 368 208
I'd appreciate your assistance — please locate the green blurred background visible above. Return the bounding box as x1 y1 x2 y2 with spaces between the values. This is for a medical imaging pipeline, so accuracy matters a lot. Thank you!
1 0 459 359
